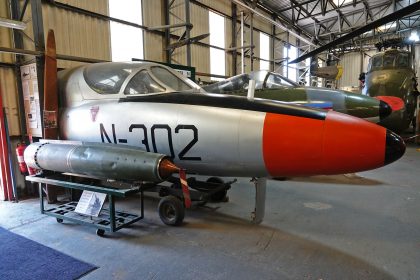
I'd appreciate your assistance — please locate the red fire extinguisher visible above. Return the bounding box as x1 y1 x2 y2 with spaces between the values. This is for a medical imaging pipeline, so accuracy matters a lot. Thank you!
16 143 28 175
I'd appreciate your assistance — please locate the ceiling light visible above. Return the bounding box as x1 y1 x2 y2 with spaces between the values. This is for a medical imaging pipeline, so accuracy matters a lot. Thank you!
409 31 419 42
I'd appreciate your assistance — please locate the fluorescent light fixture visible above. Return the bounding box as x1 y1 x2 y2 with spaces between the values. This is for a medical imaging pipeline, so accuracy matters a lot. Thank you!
0 17 26 30
409 31 419 42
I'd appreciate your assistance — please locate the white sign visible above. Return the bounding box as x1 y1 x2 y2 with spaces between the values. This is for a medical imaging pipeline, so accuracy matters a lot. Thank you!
75 191 107 217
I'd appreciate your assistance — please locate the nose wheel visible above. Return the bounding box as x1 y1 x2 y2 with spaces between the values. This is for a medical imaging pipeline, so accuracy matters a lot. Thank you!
158 195 185 226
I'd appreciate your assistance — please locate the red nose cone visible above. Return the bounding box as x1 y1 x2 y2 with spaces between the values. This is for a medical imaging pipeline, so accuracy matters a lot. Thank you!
262 111 404 177
321 111 386 174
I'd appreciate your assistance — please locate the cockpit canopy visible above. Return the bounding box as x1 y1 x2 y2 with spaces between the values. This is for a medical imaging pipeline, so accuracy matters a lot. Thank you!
83 62 199 95
203 70 298 94
367 50 412 72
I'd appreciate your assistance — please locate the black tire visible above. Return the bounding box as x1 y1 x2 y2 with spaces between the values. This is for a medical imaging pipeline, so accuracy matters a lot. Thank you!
158 196 185 226
206 177 228 202
56 218 63 223
96 229 105 237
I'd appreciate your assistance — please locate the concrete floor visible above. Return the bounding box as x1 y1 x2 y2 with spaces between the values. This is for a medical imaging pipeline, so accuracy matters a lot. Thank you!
1 144 419 280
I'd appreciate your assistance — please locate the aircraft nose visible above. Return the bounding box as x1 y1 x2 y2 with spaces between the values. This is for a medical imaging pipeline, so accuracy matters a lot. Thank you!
385 130 406 165
379 100 392 120
262 111 406 177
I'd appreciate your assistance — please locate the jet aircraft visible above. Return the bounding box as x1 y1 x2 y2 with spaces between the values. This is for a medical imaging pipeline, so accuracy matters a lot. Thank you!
203 70 393 123
25 30 406 225
38 60 405 222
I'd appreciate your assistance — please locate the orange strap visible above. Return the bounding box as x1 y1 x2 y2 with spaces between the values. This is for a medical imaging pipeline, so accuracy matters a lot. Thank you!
179 169 191 208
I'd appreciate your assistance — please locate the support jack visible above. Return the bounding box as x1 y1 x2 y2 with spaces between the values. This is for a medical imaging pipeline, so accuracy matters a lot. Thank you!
251 177 266 224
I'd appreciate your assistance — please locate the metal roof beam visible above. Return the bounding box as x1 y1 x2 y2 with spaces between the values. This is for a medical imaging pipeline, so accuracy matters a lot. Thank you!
296 0 391 22
276 0 318 13
327 0 352 29
289 1 420 64
299 1 392 28
289 0 332 35
361 0 374 21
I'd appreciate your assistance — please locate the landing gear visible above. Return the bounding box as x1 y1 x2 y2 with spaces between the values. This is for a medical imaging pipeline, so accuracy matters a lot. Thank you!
56 218 63 223
251 177 267 224
158 195 185 226
206 177 228 202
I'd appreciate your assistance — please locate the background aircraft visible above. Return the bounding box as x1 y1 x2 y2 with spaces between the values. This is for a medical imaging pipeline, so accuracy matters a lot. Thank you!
362 47 419 133
203 70 393 123
289 2 420 133
310 59 343 81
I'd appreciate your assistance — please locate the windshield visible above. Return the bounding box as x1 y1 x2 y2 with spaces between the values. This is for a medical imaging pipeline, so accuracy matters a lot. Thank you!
396 52 410 67
203 70 298 93
383 54 396 67
264 72 298 88
84 62 142 94
368 51 410 71
124 70 165 95
150 66 193 91
202 73 250 93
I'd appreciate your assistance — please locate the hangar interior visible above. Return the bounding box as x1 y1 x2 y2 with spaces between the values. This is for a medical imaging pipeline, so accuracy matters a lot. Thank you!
0 0 419 279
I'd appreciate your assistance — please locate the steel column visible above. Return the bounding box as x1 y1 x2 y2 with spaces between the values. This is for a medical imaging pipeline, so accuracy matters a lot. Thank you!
163 0 171 63
250 12 253 71
10 0 27 137
30 0 45 136
271 14 276 71
231 3 237 75
185 0 191 66
241 11 244 74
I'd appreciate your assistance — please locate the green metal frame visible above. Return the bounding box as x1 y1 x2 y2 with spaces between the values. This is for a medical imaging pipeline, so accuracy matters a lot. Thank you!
26 174 144 234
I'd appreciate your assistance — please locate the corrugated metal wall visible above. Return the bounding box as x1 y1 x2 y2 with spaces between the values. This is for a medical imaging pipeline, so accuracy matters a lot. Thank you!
22 0 111 69
338 52 363 88
338 50 377 88
142 0 165 62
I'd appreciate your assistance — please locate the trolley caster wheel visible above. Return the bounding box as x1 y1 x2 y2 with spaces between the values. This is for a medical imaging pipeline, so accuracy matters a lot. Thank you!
56 218 63 223
206 177 229 202
96 229 105 237
158 195 185 226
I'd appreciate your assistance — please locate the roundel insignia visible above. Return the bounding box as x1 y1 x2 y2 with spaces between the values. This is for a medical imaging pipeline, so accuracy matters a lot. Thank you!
90 106 99 122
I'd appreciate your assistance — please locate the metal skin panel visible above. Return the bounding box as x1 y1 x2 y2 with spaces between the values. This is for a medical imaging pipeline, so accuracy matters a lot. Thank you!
60 102 267 177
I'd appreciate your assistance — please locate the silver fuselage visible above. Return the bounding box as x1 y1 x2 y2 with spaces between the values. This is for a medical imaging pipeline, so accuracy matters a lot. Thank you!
59 64 267 177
